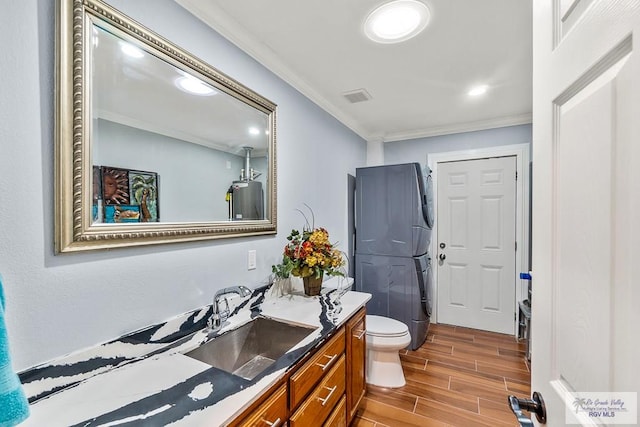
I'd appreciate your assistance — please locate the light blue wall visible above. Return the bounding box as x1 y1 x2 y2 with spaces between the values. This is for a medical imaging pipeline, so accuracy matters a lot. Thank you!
1 0 366 370
384 124 532 166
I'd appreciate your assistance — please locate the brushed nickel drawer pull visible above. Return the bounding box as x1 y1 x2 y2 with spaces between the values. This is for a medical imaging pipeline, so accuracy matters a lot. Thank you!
315 353 337 371
263 417 281 427
317 385 337 406
353 329 366 340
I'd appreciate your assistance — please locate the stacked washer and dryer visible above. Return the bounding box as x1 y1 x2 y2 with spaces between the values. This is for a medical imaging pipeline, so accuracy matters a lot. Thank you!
355 163 434 351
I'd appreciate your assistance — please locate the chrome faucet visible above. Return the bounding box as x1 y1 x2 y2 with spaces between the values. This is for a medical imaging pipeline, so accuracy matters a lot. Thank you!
209 286 252 332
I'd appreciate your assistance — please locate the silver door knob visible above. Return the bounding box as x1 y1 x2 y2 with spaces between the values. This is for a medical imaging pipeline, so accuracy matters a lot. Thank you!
438 253 446 261
508 391 547 425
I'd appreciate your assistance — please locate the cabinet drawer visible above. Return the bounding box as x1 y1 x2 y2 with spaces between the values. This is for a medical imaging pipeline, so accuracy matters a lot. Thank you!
290 355 346 427
290 328 345 409
323 395 346 427
236 384 287 427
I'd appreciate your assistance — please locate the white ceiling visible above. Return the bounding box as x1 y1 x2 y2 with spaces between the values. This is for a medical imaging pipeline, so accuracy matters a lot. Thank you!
176 0 533 142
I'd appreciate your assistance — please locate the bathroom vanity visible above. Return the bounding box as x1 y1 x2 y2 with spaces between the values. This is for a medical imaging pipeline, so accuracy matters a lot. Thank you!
19 282 370 426
230 307 366 426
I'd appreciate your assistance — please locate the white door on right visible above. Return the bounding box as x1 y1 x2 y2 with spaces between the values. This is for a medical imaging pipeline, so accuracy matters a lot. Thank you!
437 156 516 335
531 0 640 425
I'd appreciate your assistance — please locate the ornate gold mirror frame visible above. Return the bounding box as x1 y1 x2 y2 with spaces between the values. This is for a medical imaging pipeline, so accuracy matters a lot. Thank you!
55 0 277 253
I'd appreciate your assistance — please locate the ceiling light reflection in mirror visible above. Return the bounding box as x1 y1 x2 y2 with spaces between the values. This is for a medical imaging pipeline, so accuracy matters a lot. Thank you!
120 42 144 59
468 84 489 97
176 76 215 95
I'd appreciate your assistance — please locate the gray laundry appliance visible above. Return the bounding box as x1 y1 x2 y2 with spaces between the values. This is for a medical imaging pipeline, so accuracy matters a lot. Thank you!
355 163 434 350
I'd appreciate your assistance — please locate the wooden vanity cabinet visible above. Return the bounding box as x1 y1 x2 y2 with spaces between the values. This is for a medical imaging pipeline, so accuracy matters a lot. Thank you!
324 395 347 426
230 308 366 427
234 384 287 427
289 328 345 409
289 355 345 426
345 308 366 424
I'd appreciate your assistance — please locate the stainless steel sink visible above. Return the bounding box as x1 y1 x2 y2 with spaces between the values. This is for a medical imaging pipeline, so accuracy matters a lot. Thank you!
184 317 316 380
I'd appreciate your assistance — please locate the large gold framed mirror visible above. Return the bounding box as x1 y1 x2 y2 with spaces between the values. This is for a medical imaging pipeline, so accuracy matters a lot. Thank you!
55 0 277 252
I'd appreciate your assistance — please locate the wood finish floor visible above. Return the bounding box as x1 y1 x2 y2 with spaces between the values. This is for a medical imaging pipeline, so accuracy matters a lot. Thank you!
353 323 530 427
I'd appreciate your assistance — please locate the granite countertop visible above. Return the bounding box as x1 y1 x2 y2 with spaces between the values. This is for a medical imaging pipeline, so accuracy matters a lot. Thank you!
20 277 370 426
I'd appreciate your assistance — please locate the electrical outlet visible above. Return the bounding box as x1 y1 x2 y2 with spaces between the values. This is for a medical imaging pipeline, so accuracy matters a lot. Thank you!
248 250 257 270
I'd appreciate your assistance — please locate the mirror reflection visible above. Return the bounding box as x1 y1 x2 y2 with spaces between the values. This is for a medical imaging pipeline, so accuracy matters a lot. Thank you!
55 0 277 253
91 25 269 224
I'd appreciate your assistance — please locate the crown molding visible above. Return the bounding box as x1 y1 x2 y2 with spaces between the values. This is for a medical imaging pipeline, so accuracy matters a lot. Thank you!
379 113 533 143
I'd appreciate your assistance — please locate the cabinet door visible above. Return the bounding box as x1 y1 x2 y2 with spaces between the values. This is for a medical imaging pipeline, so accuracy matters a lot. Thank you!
346 308 366 423
236 384 287 427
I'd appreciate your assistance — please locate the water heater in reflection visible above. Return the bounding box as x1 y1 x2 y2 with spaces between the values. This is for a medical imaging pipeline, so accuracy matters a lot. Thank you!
231 181 264 220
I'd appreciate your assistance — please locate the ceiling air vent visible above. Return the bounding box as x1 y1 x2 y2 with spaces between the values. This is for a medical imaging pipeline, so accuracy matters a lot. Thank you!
342 88 372 104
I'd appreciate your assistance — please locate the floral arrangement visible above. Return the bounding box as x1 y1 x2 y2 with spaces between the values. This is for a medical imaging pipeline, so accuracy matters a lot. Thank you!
272 208 345 280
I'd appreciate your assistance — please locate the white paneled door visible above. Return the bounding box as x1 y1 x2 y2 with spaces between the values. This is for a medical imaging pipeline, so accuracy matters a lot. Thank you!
531 1 640 425
436 156 516 335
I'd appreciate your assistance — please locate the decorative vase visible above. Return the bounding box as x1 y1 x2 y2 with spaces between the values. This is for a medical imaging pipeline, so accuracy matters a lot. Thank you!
270 277 293 297
303 273 323 296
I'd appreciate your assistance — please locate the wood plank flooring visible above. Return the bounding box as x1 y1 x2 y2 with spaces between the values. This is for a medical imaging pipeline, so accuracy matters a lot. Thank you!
353 323 530 427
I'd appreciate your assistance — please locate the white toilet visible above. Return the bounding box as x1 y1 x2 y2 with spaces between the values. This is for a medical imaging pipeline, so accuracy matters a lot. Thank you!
365 315 412 388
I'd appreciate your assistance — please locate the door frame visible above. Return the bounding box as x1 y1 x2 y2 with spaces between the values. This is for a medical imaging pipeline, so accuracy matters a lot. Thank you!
428 143 530 335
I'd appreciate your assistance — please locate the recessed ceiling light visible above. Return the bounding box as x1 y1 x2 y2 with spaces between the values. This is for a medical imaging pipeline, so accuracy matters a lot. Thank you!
248 127 261 136
175 75 216 96
468 85 489 97
364 0 431 44
120 42 144 59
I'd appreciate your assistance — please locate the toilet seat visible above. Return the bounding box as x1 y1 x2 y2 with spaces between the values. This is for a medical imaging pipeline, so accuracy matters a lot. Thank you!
366 315 409 338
